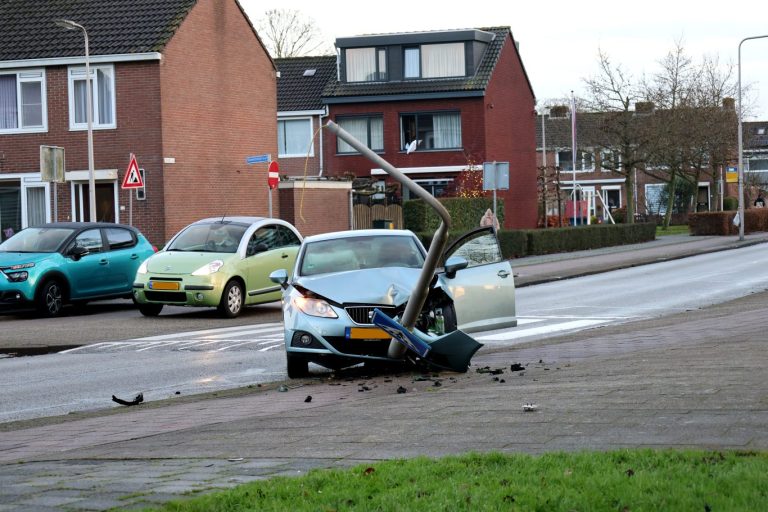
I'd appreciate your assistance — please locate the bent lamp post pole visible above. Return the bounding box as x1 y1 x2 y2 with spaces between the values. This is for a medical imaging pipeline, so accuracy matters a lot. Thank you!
326 120 452 358
56 19 96 222
738 34 768 242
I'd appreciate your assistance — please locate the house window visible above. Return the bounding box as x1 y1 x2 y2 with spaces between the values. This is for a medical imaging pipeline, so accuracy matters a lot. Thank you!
557 150 594 172
68 65 115 130
345 48 387 82
403 43 465 79
278 118 313 157
407 179 452 199
0 70 46 132
336 116 384 153
401 112 462 151
600 150 620 172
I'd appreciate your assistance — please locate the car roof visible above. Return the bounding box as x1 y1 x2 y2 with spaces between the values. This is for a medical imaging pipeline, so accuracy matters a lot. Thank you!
303 229 415 244
29 222 140 232
193 216 268 225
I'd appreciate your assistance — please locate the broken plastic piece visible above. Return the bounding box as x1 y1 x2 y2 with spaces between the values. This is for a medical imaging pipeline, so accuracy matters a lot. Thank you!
522 403 538 412
111 393 143 406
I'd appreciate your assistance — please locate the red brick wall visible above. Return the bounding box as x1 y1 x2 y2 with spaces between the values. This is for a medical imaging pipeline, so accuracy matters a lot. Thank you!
484 34 537 229
324 98 484 177
0 63 166 245
278 182 351 236
159 0 277 240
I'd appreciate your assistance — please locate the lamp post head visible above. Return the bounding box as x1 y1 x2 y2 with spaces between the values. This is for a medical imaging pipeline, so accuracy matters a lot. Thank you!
54 19 82 31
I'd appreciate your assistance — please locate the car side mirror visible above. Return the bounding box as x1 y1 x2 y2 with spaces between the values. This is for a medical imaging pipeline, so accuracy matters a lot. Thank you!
444 255 469 279
69 245 89 261
247 242 269 257
269 269 289 289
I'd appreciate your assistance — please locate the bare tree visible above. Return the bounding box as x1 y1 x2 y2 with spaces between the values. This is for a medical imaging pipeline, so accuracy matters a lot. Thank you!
583 48 650 223
256 9 330 58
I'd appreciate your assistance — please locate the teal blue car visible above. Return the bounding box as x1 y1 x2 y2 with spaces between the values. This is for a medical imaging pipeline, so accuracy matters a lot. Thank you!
0 222 156 317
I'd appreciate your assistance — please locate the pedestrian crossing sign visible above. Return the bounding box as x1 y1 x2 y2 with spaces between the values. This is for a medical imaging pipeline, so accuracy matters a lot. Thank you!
121 153 144 189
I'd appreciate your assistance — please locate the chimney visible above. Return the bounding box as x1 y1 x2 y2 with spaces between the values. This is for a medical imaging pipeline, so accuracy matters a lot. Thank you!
722 97 735 110
635 101 655 114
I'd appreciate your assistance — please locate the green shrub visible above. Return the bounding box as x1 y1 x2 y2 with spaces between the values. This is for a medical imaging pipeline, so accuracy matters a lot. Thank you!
723 196 738 211
404 197 503 232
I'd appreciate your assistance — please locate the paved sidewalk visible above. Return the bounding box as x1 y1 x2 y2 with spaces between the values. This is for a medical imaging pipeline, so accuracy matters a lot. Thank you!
1 233 767 511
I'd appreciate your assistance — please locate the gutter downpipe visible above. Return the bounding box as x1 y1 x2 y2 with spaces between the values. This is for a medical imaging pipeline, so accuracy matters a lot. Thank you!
326 120 452 358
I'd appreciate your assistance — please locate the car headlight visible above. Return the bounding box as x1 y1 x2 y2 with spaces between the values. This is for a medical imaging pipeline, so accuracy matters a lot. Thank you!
137 260 149 274
2 262 33 282
192 260 224 276
293 296 338 318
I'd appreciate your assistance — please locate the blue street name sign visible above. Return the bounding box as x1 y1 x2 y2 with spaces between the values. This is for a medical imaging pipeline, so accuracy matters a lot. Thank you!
246 154 270 164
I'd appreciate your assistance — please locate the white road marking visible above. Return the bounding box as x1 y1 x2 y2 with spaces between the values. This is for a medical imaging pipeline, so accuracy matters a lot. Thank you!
477 318 613 342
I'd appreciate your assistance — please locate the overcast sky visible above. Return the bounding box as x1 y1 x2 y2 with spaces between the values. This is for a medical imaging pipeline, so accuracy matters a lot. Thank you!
240 0 768 120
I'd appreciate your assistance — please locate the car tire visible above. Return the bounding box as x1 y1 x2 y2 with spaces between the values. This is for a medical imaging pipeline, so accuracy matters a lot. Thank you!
138 303 164 317
218 280 244 318
286 353 309 378
36 279 64 317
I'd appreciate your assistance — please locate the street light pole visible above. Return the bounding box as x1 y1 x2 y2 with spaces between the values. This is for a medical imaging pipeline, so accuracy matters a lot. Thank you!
55 19 96 222
737 34 768 241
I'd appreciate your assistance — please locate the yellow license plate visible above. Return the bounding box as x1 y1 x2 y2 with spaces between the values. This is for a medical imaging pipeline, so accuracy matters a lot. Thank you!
346 327 391 340
149 281 180 291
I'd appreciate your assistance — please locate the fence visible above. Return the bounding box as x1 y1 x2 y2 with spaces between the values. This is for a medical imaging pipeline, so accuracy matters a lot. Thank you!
353 204 403 230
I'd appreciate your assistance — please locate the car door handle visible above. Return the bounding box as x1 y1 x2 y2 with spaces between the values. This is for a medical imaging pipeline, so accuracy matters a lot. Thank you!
130 254 139 259
99 259 109 265
497 270 510 278
281 253 289 259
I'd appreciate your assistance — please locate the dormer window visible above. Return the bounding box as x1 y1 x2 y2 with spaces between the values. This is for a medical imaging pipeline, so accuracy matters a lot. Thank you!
404 42 465 79
345 47 387 82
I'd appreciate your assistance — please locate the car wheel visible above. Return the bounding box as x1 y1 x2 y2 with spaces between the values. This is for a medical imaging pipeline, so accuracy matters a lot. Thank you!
218 280 244 318
443 303 458 332
36 280 64 317
286 353 309 378
138 303 164 317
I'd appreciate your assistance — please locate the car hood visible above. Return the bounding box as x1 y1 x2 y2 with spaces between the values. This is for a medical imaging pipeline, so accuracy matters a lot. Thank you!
294 267 423 306
0 251 56 268
145 251 237 274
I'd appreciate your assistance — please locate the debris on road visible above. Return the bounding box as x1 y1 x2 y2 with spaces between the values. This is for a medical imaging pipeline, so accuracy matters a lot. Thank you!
111 393 144 406
510 363 525 372
304 395 312 403
396 386 407 394
522 403 538 412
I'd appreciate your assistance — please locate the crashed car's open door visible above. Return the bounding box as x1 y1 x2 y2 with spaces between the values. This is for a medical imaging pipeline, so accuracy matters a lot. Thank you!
440 227 517 333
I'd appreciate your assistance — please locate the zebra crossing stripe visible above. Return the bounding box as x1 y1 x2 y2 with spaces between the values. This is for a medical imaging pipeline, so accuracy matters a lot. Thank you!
476 319 607 341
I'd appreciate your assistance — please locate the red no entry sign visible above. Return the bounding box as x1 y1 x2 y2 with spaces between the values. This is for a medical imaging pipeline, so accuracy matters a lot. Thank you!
268 161 279 190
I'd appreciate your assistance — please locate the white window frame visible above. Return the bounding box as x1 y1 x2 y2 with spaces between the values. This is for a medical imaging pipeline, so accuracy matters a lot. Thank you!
0 69 47 134
556 149 595 173
67 64 116 130
403 43 465 79
277 117 314 158
70 179 119 223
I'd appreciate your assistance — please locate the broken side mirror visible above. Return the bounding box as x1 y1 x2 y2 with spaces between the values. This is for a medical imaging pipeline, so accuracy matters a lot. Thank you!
269 269 289 289
444 255 469 279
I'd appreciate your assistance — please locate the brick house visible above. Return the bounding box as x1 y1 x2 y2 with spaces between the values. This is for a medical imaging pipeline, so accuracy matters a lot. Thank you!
319 27 538 230
744 121 768 203
0 0 277 246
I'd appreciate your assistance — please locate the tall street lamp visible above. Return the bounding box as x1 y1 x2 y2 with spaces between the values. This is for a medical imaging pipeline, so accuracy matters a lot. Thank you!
55 19 96 222
737 34 768 241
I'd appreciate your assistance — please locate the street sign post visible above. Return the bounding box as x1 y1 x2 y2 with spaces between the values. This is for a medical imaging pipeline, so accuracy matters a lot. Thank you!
482 161 510 223
246 154 276 218
246 154 270 165
121 154 144 225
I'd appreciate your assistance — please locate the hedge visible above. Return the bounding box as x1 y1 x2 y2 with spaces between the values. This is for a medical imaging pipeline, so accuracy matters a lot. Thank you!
404 197 504 232
689 209 768 235
415 222 656 260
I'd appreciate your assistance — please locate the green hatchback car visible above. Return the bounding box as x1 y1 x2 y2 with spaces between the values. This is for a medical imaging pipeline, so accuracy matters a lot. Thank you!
132 217 302 318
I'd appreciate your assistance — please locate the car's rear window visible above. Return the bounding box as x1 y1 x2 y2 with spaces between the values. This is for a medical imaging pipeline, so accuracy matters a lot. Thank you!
300 235 424 276
0 227 74 253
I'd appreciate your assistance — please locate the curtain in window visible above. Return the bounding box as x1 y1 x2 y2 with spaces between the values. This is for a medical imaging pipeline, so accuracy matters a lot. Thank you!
279 119 311 156
337 118 368 152
20 81 42 127
0 186 22 240
97 69 113 125
0 75 18 129
421 43 464 78
432 113 461 148
369 117 383 150
74 79 88 124
404 48 420 78
346 48 376 82
26 187 46 226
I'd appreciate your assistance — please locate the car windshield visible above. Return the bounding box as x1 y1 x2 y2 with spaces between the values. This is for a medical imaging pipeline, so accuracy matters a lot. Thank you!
0 227 74 253
300 235 424 276
166 222 247 253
